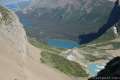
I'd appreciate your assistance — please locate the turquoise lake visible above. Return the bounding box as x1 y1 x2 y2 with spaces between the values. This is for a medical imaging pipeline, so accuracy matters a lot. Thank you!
47 39 80 48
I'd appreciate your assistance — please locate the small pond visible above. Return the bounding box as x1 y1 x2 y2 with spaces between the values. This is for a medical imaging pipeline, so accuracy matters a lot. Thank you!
88 64 104 76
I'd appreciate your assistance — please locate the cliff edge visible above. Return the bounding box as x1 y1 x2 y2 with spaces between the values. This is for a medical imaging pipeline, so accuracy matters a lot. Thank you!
0 6 72 80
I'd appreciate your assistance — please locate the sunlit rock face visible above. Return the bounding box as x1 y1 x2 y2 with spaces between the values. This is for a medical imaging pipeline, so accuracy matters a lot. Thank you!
0 0 31 11
0 6 27 56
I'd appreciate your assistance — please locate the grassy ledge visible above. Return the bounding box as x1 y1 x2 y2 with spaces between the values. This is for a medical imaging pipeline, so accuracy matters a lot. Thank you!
28 37 88 77
40 51 88 77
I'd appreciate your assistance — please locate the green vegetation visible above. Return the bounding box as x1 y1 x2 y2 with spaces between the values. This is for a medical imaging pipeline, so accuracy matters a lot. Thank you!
25 27 66 52
80 46 109 62
40 51 88 77
0 6 13 24
27 37 88 77
95 41 120 50
112 42 120 49
84 53 107 62
28 37 65 53
90 29 115 44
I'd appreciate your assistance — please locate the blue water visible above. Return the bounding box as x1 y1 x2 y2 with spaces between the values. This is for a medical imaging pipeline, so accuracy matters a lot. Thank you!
47 39 80 48
88 64 104 76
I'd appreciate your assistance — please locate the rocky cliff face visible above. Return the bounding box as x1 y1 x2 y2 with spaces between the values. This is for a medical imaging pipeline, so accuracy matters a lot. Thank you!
0 6 27 56
0 6 72 80
0 6 28 80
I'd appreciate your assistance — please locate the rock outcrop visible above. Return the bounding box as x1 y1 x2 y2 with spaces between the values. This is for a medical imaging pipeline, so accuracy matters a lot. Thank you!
0 6 72 80
0 6 27 55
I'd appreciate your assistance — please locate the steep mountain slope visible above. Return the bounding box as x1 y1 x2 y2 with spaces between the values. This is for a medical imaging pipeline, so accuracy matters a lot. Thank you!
0 6 72 80
17 0 114 42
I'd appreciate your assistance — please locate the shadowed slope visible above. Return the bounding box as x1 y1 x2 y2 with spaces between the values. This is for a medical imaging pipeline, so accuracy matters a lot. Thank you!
79 0 120 44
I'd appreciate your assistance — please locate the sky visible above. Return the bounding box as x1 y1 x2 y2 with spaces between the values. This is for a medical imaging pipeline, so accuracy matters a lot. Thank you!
0 0 31 11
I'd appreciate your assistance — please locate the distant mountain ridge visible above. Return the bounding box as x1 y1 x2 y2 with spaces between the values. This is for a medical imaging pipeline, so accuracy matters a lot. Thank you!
17 0 115 43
